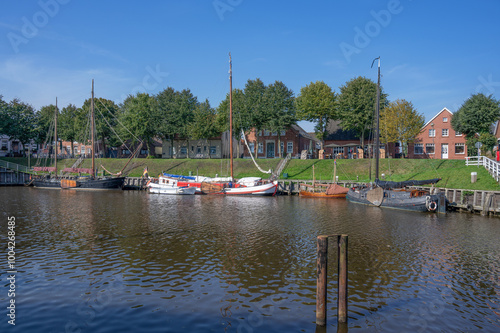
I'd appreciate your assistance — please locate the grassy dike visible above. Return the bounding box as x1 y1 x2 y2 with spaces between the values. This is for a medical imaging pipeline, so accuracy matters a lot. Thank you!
2 157 500 191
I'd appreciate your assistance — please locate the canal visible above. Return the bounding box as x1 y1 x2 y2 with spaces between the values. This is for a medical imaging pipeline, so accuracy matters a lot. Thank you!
0 187 499 332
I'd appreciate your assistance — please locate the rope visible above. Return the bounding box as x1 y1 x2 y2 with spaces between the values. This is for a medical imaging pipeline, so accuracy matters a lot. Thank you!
241 129 271 174
97 98 142 143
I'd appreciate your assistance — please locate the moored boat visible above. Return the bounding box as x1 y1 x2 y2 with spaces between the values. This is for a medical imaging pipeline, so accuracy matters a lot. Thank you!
147 175 196 195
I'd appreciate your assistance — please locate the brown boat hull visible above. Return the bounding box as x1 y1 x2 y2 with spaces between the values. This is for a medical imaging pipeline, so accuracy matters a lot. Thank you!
299 191 347 198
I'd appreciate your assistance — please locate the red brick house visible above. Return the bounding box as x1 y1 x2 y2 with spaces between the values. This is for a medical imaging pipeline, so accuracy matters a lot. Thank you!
242 125 319 159
409 107 467 159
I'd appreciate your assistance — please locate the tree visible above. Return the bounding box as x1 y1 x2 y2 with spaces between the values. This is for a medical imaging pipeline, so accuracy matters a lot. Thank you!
337 76 388 148
243 78 269 156
188 100 219 158
58 104 83 157
451 93 500 156
216 88 246 158
120 93 157 156
34 104 57 145
5 99 37 155
263 81 296 157
0 95 9 134
156 87 198 153
81 97 121 157
451 93 500 137
295 81 336 149
380 99 425 157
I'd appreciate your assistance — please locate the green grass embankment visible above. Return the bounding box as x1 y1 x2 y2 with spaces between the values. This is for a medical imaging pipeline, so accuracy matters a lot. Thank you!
2 157 499 191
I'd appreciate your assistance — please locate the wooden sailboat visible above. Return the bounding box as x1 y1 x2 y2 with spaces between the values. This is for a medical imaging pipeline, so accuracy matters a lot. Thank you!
300 162 348 198
346 58 443 212
60 80 125 190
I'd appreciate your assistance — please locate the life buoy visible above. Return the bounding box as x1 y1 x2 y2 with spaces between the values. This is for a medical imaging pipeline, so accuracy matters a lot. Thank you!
428 201 437 211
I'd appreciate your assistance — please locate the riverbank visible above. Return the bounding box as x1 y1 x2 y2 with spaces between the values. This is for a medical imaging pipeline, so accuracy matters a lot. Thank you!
2 157 499 190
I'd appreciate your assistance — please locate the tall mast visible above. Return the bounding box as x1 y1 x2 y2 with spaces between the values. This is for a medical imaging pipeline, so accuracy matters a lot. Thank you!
229 52 234 180
91 79 95 177
372 57 381 180
54 97 58 174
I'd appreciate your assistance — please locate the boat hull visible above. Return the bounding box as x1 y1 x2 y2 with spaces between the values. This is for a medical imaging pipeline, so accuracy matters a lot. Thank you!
32 179 61 188
60 177 125 190
346 187 439 212
148 183 196 195
223 181 278 196
299 191 347 198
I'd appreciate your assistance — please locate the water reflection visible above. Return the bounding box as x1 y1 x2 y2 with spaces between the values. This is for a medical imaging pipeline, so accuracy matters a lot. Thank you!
0 188 499 332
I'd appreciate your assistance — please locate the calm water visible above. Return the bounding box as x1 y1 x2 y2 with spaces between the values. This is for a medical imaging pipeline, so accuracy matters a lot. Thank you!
0 187 499 332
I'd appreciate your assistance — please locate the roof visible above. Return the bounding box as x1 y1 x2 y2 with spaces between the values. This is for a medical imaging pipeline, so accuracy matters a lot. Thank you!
422 107 453 128
291 124 320 142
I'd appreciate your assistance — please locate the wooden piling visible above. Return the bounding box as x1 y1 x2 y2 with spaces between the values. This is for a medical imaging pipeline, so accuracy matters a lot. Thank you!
315 234 349 327
337 235 348 324
316 235 328 326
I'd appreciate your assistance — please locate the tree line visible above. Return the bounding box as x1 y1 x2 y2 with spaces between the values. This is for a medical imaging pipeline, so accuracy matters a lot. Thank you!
1 77 499 158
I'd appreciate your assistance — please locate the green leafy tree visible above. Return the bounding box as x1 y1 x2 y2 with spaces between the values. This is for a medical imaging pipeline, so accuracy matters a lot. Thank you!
295 81 336 149
5 99 37 155
0 95 9 134
263 81 296 157
34 104 57 145
337 76 388 148
243 78 269 156
466 132 497 156
188 100 220 158
58 104 83 157
380 99 425 157
156 87 198 153
120 93 157 156
81 98 121 157
451 93 500 139
216 88 246 157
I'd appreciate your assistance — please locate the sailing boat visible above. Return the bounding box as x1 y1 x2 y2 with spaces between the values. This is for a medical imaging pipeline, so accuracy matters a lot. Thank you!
196 53 278 196
346 58 443 212
32 98 62 188
59 80 125 190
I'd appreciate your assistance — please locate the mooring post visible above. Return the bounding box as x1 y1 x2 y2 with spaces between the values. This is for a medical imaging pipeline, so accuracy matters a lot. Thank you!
316 235 328 326
338 235 348 324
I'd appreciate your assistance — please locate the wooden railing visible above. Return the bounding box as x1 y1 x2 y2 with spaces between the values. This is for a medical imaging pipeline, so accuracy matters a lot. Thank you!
465 156 500 182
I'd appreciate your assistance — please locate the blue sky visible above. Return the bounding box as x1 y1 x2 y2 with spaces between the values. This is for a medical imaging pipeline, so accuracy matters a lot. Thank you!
1 0 499 132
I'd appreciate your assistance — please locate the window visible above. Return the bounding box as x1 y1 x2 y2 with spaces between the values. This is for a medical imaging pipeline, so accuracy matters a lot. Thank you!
249 142 255 153
332 147 344 155
414 143 423 154
443 117 448 122
280 130 286 136
429 129 435 137
140 149 148 155
264 130 270 136
272 131 277 136
442 129 449 137
180 147 187 155
287 142 293 153
210 146 217 155
258 142 263 153
455 143 465 154
197 147 201 154
455 131 462 136
426 143 435 154
122 149 130 155
280 142 284 154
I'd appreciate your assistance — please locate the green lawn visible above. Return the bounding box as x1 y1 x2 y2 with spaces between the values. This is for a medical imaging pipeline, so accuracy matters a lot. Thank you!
2 156 499 191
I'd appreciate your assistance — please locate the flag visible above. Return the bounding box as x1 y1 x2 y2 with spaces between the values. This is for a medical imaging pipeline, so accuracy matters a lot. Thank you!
143 166 149 178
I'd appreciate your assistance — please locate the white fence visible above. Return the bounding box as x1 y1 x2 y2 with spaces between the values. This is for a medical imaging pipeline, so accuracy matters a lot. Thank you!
465 156 500 182
0 159 32 173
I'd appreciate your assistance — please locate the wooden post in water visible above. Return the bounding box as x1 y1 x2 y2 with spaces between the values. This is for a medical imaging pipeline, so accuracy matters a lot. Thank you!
316 235 328 326
338 235 348 324
315 234 349 326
